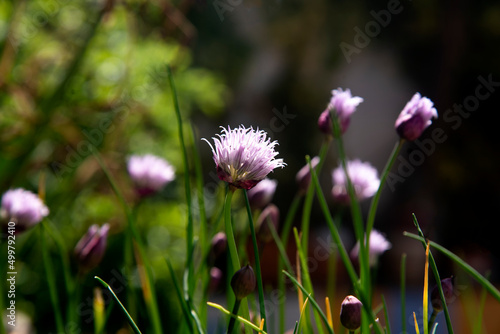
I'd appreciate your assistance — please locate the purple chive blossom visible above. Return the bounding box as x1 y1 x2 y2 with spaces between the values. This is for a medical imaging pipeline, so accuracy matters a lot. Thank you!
247 178 277 209
1 188 49 232
318 88 363 135
296 156 320 193
332 159 380 204
74 223 110 272
351 229 392 266
127 154 175 197
395 93 438 141
203 126 285 190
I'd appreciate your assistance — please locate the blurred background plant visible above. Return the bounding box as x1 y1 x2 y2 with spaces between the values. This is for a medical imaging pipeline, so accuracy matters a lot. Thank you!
1 0 500 333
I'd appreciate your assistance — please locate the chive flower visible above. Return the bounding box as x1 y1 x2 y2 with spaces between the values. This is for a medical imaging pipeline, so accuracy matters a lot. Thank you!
1 188 49 233
127 154 175 197
74 223 110 272
331 159 380 204
203 126 285 190
318 88 363 135
247 178 277 210
351 229 392 266
395 93 438 141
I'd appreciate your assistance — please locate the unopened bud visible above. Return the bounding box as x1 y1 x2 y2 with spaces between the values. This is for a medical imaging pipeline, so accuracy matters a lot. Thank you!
256 204 280 244
230 264 256 300
340 295 362 330
431 276 454 312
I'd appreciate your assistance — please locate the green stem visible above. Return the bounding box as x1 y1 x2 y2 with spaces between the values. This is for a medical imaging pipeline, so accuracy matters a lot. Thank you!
40 223 65 333
308 156 384 334
428 309 438 331
95 276 143 334
93 149 163 334
227 300 241 334
167 66 195 296
224 188 240 273
243 190 267 332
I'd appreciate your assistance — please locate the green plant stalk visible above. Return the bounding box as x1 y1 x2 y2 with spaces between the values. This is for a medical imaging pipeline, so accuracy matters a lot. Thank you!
207 302 267 334
227 300 241 334
428 310 438 331
44 219 78 327
95 276 142 334
308 156 384 334
473 280 488 334
223 187 252 334
40 223 65 333
167 66 196 296
410 214 454 333
243 190 267 332
404 232 455 334
293 228 325 334
364 139 403 301
330 115 370 321
278 193 302 334
401 253 407 334
283 271 334 334
365 139 404 240
300 140 330 255
93 150 163 334
166 258 195 333
382 294 392 334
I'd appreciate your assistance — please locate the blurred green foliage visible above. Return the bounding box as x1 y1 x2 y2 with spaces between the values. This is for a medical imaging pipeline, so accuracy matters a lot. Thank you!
0 0 228 332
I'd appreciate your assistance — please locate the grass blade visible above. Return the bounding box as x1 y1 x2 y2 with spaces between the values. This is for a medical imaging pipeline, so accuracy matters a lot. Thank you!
381 294 391 334
94 276 142 334
207 302 267 333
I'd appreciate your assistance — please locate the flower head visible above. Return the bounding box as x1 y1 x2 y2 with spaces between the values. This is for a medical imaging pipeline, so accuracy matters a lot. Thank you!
332 160 380 204
247 178 277 210
318 88 363 135
203 126 285 190
74 223 110 272
1 188 49 232
296 156 320 193
351 229 392 266
340 295 362 330
395 93 438 141
127 154 175 197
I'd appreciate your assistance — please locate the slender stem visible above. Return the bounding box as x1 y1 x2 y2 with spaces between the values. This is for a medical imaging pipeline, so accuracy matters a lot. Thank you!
244 190 267 332
224 188 240 273
93 149 163 334
95 276 143 334
227 300 241 334
365 139 404 237
40 223 65 333
428 310 438 331
167 66 195 296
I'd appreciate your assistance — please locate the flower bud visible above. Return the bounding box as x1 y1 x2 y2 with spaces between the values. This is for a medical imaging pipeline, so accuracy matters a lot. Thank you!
395 93 438 141
74 224 110 272
230 264 256 300
209 267 223 293
340 295 362 330
318 88 363 136
431 276 454 312
247 178 277 210
208 232 227 264
295 156 320 193
256 204 280 244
